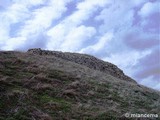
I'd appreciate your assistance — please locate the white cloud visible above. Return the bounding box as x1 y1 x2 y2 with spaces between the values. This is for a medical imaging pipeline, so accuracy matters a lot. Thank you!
103 50 151 76
95 2 134 33
66 0 111 26
46 24 66 50
138 2 160 18
2 37 26 50
140 76 160 91
0 19 10 42
0 0 159 90
1 0 72 50
19 0 70 37
12 0 47 7
46 0 111 50
0 2 29 48
77 0 111 9
138 1 160 32
5 3 29 23
80 32 113 54
60 25 96 52
154 84 160 91
47 25 96 51
0 28 9 47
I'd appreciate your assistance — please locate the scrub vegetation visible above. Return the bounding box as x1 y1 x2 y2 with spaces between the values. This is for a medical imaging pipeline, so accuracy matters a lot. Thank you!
0 50 160 120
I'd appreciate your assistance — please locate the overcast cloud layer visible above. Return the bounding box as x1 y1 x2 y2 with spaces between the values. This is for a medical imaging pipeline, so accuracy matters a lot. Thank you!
0 0 159 90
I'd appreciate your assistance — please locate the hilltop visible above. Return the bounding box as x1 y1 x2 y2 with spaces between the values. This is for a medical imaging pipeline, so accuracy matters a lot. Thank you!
0 48 159 120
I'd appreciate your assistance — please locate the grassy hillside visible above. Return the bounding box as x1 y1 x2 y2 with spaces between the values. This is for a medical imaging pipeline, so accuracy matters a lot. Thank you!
0 50 160 120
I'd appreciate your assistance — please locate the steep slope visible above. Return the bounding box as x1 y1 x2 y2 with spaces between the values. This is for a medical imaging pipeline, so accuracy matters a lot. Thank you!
0 49 160 120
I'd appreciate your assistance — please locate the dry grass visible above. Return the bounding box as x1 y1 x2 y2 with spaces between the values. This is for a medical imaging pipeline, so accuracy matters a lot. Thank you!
0 51 159 120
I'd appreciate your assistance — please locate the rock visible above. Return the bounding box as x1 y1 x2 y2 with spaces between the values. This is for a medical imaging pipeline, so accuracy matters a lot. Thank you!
27 48 136 83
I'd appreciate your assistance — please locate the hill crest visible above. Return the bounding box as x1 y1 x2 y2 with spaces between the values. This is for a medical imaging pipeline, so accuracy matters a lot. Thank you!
27 48 136 83
0 48 159 119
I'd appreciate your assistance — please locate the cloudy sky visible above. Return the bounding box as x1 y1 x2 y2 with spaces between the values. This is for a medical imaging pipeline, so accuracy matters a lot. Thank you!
0 0 159 90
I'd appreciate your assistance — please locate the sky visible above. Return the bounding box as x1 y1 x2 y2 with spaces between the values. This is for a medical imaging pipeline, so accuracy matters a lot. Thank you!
0 0 159 90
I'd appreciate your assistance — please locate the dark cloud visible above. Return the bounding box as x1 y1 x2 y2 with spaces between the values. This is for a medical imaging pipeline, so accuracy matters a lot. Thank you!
142 12 160 34
124 32 159 50
134 49 160 80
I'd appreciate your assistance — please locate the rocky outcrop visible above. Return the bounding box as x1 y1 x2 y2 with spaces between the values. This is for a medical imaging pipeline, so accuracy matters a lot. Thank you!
27 48 136 83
